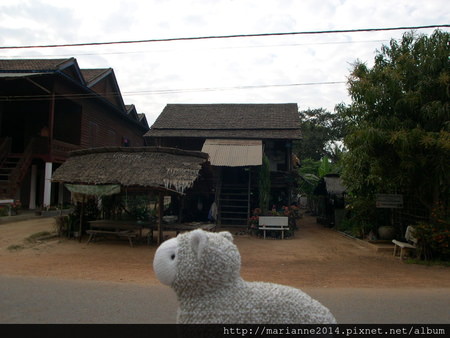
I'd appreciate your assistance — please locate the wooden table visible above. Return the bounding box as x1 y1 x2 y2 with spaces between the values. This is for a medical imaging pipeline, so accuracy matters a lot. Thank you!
163 222 216 233
148 222 216 244
87 220 155 247
87 220 215 246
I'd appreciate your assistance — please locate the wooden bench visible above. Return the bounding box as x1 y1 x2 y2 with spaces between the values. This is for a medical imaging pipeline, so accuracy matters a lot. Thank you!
392 225 417 259
392 240 416 259
258 216 290 239
86 229 137 247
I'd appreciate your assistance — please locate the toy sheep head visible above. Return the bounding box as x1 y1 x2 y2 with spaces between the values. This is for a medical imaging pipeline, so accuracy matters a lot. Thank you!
153 229 241 294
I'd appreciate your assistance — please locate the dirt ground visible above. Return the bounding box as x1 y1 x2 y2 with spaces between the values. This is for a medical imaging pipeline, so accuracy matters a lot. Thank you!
0 214 449 288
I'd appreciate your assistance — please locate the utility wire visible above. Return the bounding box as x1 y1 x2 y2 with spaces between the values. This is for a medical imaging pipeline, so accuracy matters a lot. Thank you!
124 81 346 95
3 39 391 58
1 25 448 50
0 81 346 102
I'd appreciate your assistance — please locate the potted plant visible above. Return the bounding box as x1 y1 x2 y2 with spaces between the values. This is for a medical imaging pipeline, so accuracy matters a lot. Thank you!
11 200 21 215
248 208 261 236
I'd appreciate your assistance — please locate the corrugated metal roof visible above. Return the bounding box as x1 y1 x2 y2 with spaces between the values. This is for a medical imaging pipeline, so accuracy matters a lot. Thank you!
202 139 262 167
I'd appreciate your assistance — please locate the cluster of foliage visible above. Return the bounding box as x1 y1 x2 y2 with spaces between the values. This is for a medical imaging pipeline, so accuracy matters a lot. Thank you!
123 194 152 221
293 108 345 199
337 30 449 221
0 205 8 216
296 156 340 196
336 195 392 239
296 30 449 263
414 202 450 261
295 108 347 162
102 194 155 221
336 196 377 238
334 30 449 255
56 198 100 238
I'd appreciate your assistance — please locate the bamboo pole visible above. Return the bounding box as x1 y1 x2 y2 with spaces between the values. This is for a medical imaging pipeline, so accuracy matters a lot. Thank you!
157 191 164 245
78 196 85 243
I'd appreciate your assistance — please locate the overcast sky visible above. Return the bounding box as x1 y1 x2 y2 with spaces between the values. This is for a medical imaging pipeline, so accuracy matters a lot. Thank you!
1 0 449 125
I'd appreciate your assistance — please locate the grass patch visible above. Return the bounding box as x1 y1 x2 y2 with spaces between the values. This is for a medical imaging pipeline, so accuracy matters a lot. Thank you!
405 258 450 267
25 231 52 243
7 244 24 251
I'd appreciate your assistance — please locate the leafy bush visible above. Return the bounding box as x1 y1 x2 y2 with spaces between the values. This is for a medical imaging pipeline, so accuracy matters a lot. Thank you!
341 195 378 238
414 202 450 261
125 195 151 221
0 206 8 217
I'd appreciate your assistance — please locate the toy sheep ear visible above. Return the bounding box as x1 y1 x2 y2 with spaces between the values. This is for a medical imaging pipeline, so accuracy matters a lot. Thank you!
190 229 208 260
219 231 233 243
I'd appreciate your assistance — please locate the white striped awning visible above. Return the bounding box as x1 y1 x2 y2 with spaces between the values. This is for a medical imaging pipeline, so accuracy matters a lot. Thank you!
201 139 262 167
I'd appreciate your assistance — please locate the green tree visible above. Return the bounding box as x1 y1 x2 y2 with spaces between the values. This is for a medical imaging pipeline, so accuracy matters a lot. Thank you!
296 156 340 196
295 108 347 162
338 29 450 218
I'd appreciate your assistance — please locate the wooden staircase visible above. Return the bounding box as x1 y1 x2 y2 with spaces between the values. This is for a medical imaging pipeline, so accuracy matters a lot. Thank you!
0 138 34 199
0 155 20 196
218 183 250 228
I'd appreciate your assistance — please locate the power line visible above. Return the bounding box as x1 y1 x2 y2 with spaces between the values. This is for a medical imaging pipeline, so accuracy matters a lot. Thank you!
2 39 391 59
1 25 448 50
0 81 346 102
123 81 346 95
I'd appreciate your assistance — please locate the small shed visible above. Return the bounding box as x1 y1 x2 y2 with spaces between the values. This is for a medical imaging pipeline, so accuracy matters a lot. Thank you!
314 174 347 227
52 146 209 243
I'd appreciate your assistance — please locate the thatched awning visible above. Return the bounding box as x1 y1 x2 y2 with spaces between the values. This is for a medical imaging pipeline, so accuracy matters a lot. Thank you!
52 147 209 194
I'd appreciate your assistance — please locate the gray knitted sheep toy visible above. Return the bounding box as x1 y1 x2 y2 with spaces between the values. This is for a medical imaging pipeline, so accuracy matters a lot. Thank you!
153 229 337 324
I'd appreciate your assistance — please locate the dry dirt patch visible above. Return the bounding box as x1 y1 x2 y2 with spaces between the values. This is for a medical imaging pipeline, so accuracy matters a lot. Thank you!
0 215 449 288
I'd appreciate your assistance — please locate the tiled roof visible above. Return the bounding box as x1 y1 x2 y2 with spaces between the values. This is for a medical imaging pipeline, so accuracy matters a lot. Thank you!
125 104 136 113
0 58 74 72
138 113 149 129
146 128 301 139
146 103 301 139
0 57 149 131
80 68 111 85
151 104 300 130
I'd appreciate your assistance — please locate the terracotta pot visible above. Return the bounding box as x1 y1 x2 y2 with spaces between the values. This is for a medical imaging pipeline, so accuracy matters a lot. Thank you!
378 226 395 240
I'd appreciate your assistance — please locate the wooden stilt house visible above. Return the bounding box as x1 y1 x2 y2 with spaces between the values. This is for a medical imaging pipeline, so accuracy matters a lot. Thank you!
145 104 301 228
0 58 149 209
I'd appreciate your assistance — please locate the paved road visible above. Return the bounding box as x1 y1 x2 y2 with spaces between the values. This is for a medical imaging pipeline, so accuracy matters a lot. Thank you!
0 275 449 324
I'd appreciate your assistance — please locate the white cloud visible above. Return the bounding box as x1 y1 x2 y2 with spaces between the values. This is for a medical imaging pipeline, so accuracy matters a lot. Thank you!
1 0 449 123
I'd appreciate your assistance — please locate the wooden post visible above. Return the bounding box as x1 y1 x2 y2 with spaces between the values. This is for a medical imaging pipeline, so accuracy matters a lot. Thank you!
48 90 55 156
43 162 52 208
29 164 37 209
178 194 183 225
247 168 251 221
157 191 164 245
78 196 85 243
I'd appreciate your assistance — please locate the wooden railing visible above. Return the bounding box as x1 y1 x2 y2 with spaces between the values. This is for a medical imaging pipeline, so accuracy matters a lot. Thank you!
6 138 36 196
0 137 11 165
0 137 80 198
52 139 81 160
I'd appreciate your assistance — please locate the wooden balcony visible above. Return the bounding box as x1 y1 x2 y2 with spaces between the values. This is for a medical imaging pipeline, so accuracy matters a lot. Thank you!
51 139 81 162
27 137 80 162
